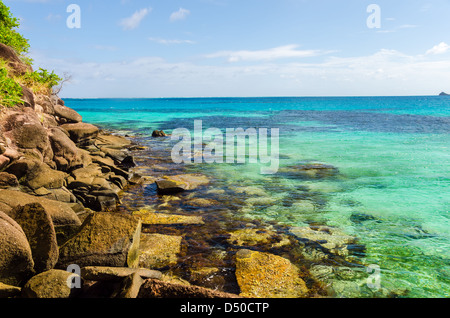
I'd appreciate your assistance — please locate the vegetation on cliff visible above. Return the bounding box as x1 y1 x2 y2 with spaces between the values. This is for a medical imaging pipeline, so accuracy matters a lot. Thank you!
0 3 61 107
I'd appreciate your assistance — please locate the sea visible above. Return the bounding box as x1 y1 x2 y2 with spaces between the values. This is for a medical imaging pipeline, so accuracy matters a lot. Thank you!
65 96 450 298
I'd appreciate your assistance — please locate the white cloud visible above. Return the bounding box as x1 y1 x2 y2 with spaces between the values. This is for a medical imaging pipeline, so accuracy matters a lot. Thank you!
120 8 151 30
149 37 195 45
170 8 190 22
205 45 327 62
426 42 450 55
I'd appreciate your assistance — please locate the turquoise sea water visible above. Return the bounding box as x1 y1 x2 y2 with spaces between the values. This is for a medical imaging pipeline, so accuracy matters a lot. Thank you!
65 96 450 298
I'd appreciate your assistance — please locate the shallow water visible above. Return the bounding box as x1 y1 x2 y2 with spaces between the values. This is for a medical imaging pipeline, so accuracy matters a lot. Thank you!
66 96 450 298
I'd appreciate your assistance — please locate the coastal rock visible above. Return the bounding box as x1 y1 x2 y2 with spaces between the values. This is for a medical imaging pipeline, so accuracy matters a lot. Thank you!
227 228 290 248
0 155 10 170
234 249 308 298
81 266 162 282
21 269 80 298
152 130 167 137
60 122 99 145
133 210 204 225
139 233 182 269
279 161 340 179
0 172 19 189
0 43 32 75
95 134 132 149
53 104 82 123
9 203 59 274
137 279 240 298
48 127 84 171
290 226 357 257
0 190 82 240
20 85 35 109
156 174 210 194
116 272 144 298
0 211 34 286
0 282 22 298
57 212 141 269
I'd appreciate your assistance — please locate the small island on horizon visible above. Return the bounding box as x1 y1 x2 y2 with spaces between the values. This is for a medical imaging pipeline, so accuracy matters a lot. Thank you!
439 92 449 96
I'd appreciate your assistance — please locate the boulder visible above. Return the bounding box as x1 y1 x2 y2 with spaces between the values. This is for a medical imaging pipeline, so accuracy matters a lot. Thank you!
95 134 132 149
0 155 10 170
0 43 32 75
0 172 19 189
0 282 22 298
60 123 99 145
21 269 80 298
57 212 141 269
234 249 308 298
20 85 35 109
152 130 167 137
0 211 34 286
156 174 210 194
0 189 81 228
53 104 82 123
137 279 240 298
80 266 162 282
139 233 182 269
9 203 59 273
48 127 84 171
279 161 340 179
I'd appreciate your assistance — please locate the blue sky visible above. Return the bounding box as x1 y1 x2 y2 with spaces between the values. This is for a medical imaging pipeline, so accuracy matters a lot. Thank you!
5 0 450 97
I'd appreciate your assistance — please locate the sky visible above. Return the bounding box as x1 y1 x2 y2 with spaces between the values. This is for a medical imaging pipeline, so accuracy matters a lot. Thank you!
4 0 450 98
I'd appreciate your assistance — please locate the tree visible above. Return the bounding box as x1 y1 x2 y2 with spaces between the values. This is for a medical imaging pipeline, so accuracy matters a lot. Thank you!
0 2 30 56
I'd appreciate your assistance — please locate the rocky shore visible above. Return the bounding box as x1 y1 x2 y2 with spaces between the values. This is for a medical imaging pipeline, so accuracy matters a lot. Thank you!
1 42 398 299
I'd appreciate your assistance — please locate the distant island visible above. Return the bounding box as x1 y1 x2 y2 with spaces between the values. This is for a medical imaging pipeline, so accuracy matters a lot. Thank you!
439 92 449 96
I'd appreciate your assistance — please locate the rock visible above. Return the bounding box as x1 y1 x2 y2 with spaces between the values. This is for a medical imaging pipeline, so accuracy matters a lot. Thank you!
133 210 204 225
227 228 290 248
138 279 240 298
9 203 59 274
48 127 84 171
6 159 67 190
12 122 49 152
80 266 162 282
0 190 82 244
95 134 132 149
156 174 210 194
0 43 32 75
57 212 141 269
279 161 340 179
0 172 19 189
139 234 182 269
60 123 99 145
20 85 35 109
185 198 219 207
53 104 82 123
116 272 144 298
21 269 80 298
0 282 21 298
0 211 34 286
290 226 357 257
152 130 167 137
234 249 308 298
0 155 10 170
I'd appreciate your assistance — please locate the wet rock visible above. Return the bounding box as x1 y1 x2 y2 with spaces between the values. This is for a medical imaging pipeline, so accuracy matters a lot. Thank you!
227 228 290 248
133 210 204 225
53 104 82 123
21 269 80 298
0 282 21 298
290 226 357 257
156 174 210 194
185 198 219 207
137 279 240 298
81 266 162 281
139 233 182 269
9 203 59 274
57 212 141 269
235 249 309 298
279 161 340 179
152 130 167 137
0 211 34 286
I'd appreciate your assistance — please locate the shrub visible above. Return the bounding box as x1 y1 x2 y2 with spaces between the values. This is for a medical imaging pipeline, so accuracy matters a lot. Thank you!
0 2 30 56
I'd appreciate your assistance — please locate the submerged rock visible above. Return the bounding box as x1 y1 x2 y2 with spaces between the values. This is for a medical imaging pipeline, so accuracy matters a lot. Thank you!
80 266 162 282
152 130 167 137
234 249 308 298
133 210 204 225
156 174 210 194
279 161 340 179
139 233 182 269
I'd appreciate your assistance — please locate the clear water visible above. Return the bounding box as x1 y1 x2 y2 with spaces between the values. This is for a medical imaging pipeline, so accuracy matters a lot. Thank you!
65 96 450 298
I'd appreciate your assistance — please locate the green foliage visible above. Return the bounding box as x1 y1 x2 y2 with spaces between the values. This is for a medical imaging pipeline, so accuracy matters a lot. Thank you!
0 2 30 56
22 68 62 91
0 66 22 107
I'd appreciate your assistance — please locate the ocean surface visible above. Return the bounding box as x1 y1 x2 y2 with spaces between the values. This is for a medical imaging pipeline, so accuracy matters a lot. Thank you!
65 96 450 298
